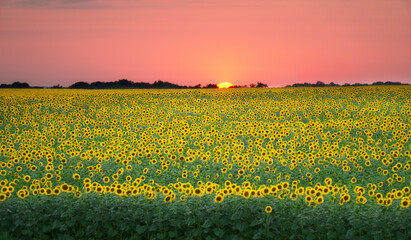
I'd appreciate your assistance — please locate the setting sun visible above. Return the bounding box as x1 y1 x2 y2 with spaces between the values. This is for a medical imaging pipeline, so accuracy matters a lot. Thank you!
217 82 233 89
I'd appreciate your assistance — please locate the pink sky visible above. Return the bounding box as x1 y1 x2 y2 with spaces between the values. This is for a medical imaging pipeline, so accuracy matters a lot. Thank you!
0 0 409 87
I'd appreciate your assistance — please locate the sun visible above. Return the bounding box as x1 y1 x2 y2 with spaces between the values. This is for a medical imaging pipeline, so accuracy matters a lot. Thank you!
217 82 233 89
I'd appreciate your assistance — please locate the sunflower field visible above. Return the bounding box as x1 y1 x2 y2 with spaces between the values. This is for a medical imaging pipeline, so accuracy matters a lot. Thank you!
0 86 410 239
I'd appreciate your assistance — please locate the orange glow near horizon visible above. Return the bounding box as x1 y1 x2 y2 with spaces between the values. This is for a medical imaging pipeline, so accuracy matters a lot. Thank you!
218 82 234 89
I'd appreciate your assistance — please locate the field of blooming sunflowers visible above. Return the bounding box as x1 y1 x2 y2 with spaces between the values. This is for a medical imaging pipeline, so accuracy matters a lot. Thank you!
0 86 410 239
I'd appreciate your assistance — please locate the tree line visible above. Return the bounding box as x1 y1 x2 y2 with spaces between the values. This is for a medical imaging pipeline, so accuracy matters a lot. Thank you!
0 80 408 89
68 80 270 89
286 81 408 87
0 80 269 89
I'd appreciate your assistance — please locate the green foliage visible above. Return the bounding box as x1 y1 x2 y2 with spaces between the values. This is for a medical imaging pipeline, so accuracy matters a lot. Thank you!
0 194 410 240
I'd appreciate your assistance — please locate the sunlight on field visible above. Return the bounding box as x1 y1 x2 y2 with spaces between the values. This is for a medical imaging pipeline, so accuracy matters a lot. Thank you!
0 86 410 208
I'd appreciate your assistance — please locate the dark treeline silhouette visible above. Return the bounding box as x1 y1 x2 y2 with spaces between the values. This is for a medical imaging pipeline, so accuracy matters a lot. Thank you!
0 82 31 88
68 79 227 89
250 82 269 88
203 83 218 88
0 80 408 89
370 81 406 86
232 85 248 88
51 84 63 89
69 79 189 89
68 80 270 89
286 81 408 87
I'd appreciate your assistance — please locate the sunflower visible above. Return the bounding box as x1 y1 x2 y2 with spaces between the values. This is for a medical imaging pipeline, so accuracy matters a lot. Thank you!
342 194 350 202
23 175 31 182
45 188 52 195
315 196 324 205
265 206 272 213
115 188 123 196
193 188 203 196
61 183 69 192
290 193 298 200
356 196 367 204
262 187 270 196
95 186 103 193
1 186 8 193
0 193 6 201
75 191 82 198
385 199 392 207
243 190 251 199
401 198 410 208
214 195 224 203
53 188 61 195
72 173 80 180
164 195 172 202
351 177 357 184
17 190 27 199
225 180 231 187
103 176 110 183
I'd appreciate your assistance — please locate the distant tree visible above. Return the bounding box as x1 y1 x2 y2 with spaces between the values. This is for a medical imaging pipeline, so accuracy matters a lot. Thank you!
134 82 151 89
329 82 339 87
117 79 134 88
203 83 218 88
51 84 63 88
288 81 407 88
249 83 256 88
154 80 168 88
386 81 403 85
152 80 185 89
69 82 90 89
372 81 404 86
389 81 404 85
190 84 202 89
12 82 30 88
0 82 30 88
291 82 311 87
256 82 268 88
352 83 368 86
90 81 105 89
